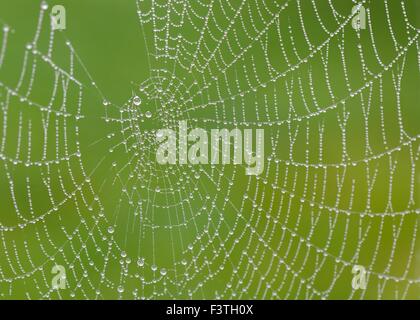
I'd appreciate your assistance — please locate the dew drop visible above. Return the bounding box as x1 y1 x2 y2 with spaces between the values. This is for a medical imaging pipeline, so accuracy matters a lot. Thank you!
133 96 141 106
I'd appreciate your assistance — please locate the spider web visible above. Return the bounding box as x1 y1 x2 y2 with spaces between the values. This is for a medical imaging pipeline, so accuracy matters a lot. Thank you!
0 0 419 299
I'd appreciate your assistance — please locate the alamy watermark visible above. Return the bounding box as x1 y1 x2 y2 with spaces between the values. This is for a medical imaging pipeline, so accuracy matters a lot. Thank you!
155 121 265 176
351 4 366 31
351 265 367 290
51 5 66 31
51 264 66 290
